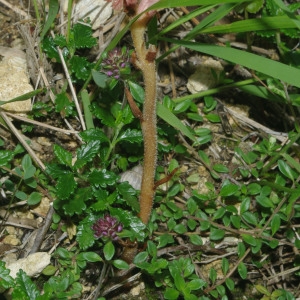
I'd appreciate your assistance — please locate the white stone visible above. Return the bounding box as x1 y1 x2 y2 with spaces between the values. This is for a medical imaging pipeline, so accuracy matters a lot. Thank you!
0 47 32 112
187 57 224 94
73 0 112 30
6 252 51 278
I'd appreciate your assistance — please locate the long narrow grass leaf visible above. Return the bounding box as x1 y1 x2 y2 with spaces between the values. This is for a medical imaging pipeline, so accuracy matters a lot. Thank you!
161 39 300 88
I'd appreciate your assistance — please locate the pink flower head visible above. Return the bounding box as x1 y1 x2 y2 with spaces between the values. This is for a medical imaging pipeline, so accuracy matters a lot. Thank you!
136 0 159 15
92 214 123 240
106 0 138 11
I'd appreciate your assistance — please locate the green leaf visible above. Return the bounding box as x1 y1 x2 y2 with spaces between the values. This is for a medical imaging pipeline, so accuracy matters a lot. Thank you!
0 261 14 289
128 81 145 103
237 242 246 258
0 150 14 166
27 192 42 206
69 55 92 80
104 241 115 261
157 103 196 142
213 207 226 220
77 252 102 262
242 211 257 225
237 262 247 279
222 257 229 275
117 182 139 212
92 70 108 88
164 39 300 88
225 278 235 291
80 128 110 143
117 129 143 144
271 214 281 236
133 251 148 264
255 195 274 208
62 187 91 216
74 140 101 169
210 228 225 241
147 240 157 257
112 259 129 270
76 215 97 250
73 23 97 49
56 173 77 199
53 144 72 167
278 159 296 181
189 234 203 245
40 0 59 39
55 92 75 117
110 208 146 241
213 164 229 173
164 287 180 300
88 169 118 188
12 269 40 300
91 104 116 127
255 284 271 296
246 0 264 13
173 224 187 234
241 234 257 246
220 183 239 197
156 233 174 248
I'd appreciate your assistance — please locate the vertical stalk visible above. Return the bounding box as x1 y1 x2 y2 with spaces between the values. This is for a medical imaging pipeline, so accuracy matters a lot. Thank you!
130 19 157 225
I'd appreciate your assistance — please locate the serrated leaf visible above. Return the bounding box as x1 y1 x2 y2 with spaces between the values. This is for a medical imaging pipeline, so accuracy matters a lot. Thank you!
91 103 116 127
53 144 72 167
80 128 110 143
117 129 143 144
0 150 15 166
69 55 93 80
117 182 139 212
173 224 187 234
147 240 157 257
55 92 75 117
13 269 40 300
110 208 146 241
0 261 14 289
225 278 235 291
74 140 101 169
73 23 97 49
88 169 118 188
62 187 91 216
76 215 98 250
56 173 77 199
104 241 115 261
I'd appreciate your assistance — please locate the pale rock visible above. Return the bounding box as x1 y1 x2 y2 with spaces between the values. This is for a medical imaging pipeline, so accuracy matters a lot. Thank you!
187 57 224 94
120 165 143 190
73 0 112 29
2 235 21 246
0 47 32 112
6 252 51 278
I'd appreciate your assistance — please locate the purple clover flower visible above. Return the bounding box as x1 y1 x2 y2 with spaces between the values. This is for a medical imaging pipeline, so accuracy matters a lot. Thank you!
101 47 131 80
92 214 123 240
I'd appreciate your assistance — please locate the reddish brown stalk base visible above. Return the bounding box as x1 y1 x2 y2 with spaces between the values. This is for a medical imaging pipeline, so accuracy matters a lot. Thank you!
130 18 157 226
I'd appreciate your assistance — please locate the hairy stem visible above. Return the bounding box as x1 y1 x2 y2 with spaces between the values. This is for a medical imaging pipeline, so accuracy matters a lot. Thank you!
130 19 157 225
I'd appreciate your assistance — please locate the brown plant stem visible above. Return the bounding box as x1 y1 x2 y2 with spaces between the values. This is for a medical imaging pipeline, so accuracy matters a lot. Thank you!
130 17 157 225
